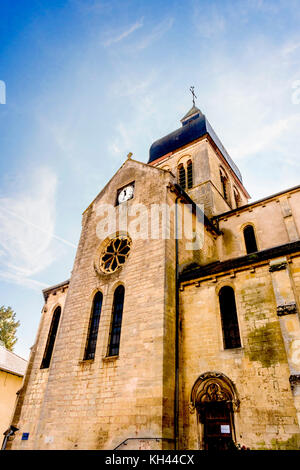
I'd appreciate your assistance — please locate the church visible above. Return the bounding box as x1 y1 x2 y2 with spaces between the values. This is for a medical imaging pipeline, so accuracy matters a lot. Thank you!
7 97 300 450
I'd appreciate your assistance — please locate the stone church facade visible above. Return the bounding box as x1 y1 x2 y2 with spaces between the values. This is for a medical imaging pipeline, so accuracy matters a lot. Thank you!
8 104 300 450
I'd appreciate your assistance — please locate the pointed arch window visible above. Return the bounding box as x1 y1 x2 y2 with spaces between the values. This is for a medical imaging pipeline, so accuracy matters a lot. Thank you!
243 225 257 254
219 287 241 350
178 164 186 190
41 306 61 369
84 291 103 360
108 285 125 356
187 160 193 189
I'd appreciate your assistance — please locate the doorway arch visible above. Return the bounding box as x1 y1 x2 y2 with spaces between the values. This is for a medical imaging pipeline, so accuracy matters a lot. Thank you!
190 372 240 450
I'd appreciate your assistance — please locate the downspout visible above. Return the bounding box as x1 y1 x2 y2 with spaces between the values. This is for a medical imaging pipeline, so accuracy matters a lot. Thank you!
170 182 220 450
174 195 180 450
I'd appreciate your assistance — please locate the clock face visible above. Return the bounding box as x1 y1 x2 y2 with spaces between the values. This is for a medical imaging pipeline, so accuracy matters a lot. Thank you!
118 185 134 204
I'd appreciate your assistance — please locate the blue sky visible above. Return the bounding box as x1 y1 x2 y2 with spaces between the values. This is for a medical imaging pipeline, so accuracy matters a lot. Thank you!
1 0 300 359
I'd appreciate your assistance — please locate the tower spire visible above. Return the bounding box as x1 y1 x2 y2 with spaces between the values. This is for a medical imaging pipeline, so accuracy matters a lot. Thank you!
180 87 202 125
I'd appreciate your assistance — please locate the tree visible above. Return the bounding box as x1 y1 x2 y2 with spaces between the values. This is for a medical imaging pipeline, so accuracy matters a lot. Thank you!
0 306 20 351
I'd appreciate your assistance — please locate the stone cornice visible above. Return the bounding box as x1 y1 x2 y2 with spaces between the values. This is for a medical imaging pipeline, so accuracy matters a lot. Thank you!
42 279 70 301
213 184 300 221
180 240 300 283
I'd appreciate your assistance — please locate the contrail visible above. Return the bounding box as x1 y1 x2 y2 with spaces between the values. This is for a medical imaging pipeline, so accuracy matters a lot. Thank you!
0 206 76 249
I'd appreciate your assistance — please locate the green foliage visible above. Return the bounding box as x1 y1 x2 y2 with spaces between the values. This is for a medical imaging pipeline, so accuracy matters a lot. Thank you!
0 305 20 351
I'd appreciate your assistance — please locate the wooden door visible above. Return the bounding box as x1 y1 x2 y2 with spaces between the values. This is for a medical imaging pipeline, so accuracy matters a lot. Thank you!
203 402 234 451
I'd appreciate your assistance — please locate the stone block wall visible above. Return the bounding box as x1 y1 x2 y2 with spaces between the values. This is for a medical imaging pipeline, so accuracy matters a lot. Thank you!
10 160 178 450
179 261 300 449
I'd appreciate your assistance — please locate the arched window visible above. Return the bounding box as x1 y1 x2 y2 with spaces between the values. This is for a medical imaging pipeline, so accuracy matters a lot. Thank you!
219 287 241 350
233 187 241 208
187 160 193 189
108 285 125 356
41 306 61 369
84 291 103 360
243 225 257 254
178 164 186 189
220 169 227 200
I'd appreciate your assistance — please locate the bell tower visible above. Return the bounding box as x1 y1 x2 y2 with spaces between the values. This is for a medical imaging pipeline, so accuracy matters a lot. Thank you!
148 91 250 217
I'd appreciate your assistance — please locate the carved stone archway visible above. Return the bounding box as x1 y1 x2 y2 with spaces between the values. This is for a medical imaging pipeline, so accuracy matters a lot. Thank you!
190 372 240 450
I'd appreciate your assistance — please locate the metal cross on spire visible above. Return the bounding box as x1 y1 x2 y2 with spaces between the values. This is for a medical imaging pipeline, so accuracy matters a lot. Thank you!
190 86 197 106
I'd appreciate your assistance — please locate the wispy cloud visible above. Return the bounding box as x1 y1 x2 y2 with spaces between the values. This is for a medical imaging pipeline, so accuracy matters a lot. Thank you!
0 168 75 290
102 17 144 47
193 2 225 38
201 34 300 162
281 40 300 56
134 17 174 50
0 206 76 249
112 74 156 98
231 114 300 159
0 271 49 290
108 70 160 158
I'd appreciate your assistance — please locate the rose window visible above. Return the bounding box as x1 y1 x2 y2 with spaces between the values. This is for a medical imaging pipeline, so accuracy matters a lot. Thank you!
99 236 131 274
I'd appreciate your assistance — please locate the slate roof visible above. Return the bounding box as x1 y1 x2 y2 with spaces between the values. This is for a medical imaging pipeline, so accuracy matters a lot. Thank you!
148 107 243 183
0 344 28 377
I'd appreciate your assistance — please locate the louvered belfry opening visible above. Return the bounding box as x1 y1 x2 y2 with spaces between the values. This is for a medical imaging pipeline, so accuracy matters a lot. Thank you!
178 163 186 189
187 160 193 189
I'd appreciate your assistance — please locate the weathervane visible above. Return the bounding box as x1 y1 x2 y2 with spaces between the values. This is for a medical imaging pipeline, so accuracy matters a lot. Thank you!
190 86 197 106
